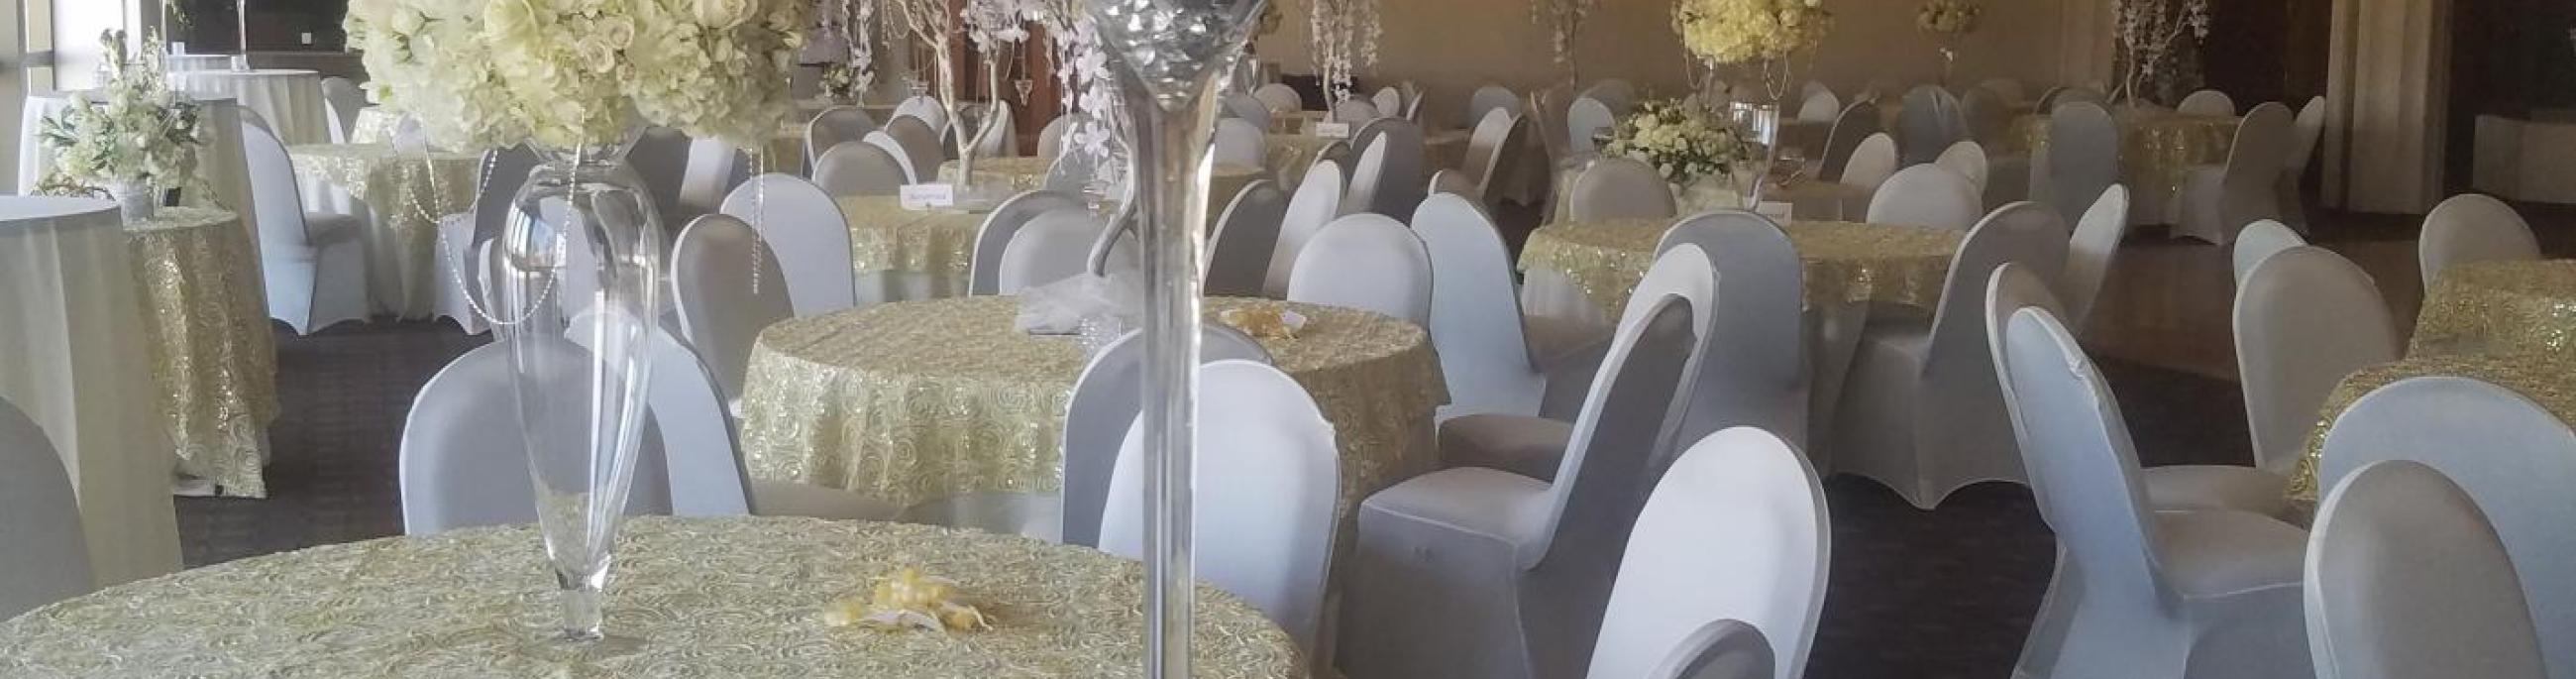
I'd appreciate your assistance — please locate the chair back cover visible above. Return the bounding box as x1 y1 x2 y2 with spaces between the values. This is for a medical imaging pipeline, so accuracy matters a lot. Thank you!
805 105 881 167
1897 85 1967 165
1345 119 1428 219
320 75 367 143
1580 79 1638 112
994 208 1107 293
625 130 694 223
1462 109 1517 186
2307 460 2548 679
670 213 793 400
1531 280 1701 575
1935 140 1989 193
1867 164 1984 230
883 117 946 184
1035 115 1074 160
2177 89 2236 116
1220 92 1272 131
399 341 672 534
1589 428 1827 679
1254 83 1304 113
1569 157 1679 222
239 119 319 254
1568 97 1618 157
1334 97 1382 125
2316 376 2576 677
1796 86 1840 123
1062 328 1270 548
1819 101 1881 181
893 94 947 131
2290 96 2327 174
1838 132 1899 192
1214 117 1267 168
1469 84 1524 126
1206 180 1290 297
1373 87 1404 120
1997 308 2166 625
1417 193 1544 416
2044 102 2120 226
1932 200 2069 417
809 141 909 197
2061 184 2131 326
2211 102 2295 232
2230 218 2308 284
679 139 752 220
862 131 918 184
567 309 752 516
1265 160 1347 295
1658 211 1807 447
2419 193 2540 289
718 173 855 315
0 394 90 621
1100 360 1333 651
969 100 1015 158
1984 264 2069 520
1960 85 2013 147
2234 246 2399 472
969 190 1088 295
1287 213 1436 324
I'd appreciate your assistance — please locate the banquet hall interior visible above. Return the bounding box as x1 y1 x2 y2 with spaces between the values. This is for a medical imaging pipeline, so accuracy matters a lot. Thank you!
2 0 2571 675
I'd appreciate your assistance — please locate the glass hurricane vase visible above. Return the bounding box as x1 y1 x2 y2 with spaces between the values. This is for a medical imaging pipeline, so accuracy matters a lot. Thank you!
1730 101 1781 210
488 132 665 658
1085 0 1265 674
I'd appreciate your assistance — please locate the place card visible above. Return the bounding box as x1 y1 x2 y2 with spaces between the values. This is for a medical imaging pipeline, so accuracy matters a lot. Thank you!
1755 201 1793 221
1312 122 1351 139
901 183 958 210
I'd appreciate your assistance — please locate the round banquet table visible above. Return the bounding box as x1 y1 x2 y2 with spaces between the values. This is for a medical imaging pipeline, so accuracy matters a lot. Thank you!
1270 109 1330 135
168 68 331 146
123 207 278 498
2008 109 2236 225
0 197 181 588
2284 352 2576 505
737 296 1449 523
18 92 260 252
2409 259 2576 359
1549 166 1875 224
835 194 990 304
0 516 1304 677
288 143 483 318
1265 130 1469 189
938 158 1264 214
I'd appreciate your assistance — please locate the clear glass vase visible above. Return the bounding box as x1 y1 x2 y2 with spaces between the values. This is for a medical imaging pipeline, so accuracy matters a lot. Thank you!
1730 101 1781 209
488 132 664 658
109 180 158 221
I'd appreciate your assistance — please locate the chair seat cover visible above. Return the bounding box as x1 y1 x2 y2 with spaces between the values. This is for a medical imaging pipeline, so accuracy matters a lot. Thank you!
1439 414 1576 481
2142 464 2293 519
2153 509 2308 600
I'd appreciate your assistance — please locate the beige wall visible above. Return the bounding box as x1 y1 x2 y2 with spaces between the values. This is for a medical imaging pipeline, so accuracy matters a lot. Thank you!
1255 0 2103 128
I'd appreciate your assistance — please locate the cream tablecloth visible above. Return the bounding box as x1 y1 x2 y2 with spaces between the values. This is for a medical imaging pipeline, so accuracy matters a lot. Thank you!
168 68 330 146
1265 130 1469 188
2009 110 2236 225
938 157 1265 213
1548 167 1876 224
738 296 1448 522
835 195 989 303
124 207 277 499
2286 353 2576 504
0 516 1302 677
1519 217 1962 320
2410 260 2576 360
289 143 482 318
18 93 260 253
0 197 181 588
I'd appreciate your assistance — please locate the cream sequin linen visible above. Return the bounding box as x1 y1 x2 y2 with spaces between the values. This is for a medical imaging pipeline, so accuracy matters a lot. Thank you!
1520 218 1963 315
2410 260 2576 359
2285 353 2576 504
287 143 481 317
0 517 1304 677
123 207 278 498
2009 110 2236 214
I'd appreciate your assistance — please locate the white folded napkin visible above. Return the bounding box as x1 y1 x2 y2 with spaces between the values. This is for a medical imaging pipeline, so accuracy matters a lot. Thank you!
1015 272 1143 336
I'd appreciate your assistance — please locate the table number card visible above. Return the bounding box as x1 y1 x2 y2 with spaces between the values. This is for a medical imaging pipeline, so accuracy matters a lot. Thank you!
901 183 958 210
1312 122 1351 139
1756 201 1793 221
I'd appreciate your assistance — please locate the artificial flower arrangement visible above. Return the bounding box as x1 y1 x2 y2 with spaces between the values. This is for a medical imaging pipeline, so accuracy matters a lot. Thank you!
1916 0 1981 39
1672 0 1833 67
823 567 991 632
1602 98 1749 187
342 0 810 151
36 30 204 204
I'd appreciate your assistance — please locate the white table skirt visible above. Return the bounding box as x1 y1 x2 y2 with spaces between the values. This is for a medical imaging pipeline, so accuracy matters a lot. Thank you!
18 93 263 257
0 197 183 588
169 69 330 146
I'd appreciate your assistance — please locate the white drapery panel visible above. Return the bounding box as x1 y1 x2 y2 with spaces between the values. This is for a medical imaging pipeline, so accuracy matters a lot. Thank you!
2322 0 2452 213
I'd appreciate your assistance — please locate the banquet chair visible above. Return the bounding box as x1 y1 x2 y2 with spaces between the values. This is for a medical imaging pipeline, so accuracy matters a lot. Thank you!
1084 209 1142 281
1286 213 1435 324
893 95 947 132
1341 259 1705 679
2044 85 2105 111
566 308 754 516
627 129 695 223
1866 164 1983 231
1566 97 1618 158
1470 84 1525 128
809 141 909 197
1935 140 1990 195
679 139 754 222
1818 101 1882 182
1374 87 1405 121
1796 86 1840 123
1458 110 1516 194
670 213 790 407
0 395 90 621
968 190 1087 295
2279 96 2327 230
1658 212 1807 448
2039 102 2119 227
1101 360 1335 654
1050 328 1271 547
718 173 856 316
2229 219 2307 285
1313 141 1354 181
862 132 920 184
1206 180 1289 297
1255 82 1305 113
882 117 947 184
1264 159 1346 296
997 208 1108 292
2211 246 2401 519
1334 98 1382 126
1035 115 1072 160
1624 621 1773 679
242 118 369 335
1568 157 1677 222
320 76 368 144
2176 102 2293 245
1415 193 1603 420
2059 184 2131 328
2177 89 2236 117
968 100 1015 159
1961 85 2014 148
1215 118 1267 168
1344 119 1428 219
1997 307 2312 679
1479 112 1538 209
1838 133 1899 194
2316 376 2576 678
2418 193 2540 291
805 105 881 169
1589 428 1827 679
1428 169 1476 198
2306 460 2547 679
1835 202 2068 509
1222 92 1273 132
398 340 676 535
1579 79 1637 112
1897 85 1967 166
432 144 540 335
1979 77 2027 104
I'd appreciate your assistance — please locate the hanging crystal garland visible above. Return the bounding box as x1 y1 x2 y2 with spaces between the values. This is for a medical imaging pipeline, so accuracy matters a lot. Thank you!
1030 0 1128 209
1307 0 1381 105
817 0 878 102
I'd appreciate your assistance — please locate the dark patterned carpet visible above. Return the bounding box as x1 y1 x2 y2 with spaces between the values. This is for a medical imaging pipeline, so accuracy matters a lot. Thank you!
174 313 2253 678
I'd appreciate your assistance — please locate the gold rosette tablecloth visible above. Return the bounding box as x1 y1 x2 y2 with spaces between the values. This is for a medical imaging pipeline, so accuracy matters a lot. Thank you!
2009 110 2236 222
2410 260 2576 359
836 194 989 279
1265 130 1470 189
937 158 1266 211
1520 218 1963 317
123 207 278 498
738 296 1448 520
2285 353 2576 504
288 143 481 318
0 517 1304 677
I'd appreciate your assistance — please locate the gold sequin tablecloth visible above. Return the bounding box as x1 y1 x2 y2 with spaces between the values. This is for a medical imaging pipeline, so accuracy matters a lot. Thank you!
738 296 1448 518
1548 170 1876 224
2285 353 2576 504
2009 110 2236 223
1265 130 1469 188
2410 260 2576 359
1519 218 1963 318
0 517 1304 677
123 207 279 498
938 158 1266 208
837 194 988 279
289 143 481 318
349 106 402 144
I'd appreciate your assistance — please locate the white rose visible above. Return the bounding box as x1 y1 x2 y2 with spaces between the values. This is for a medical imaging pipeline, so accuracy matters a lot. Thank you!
349 0 397 20
695 0 752 28
390 8 428 35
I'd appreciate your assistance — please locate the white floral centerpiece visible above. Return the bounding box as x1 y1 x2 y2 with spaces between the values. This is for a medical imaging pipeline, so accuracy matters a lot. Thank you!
1672 0 1832 91
1602 98 1750 211
1916 0 1979 81
37 30 204 220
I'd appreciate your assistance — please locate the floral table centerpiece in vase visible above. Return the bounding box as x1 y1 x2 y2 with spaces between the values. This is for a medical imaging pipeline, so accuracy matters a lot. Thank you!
37 30 204 221
1672 0 1831 208
344 0 806 658
1916 0 1980 85
1602 99 1749 213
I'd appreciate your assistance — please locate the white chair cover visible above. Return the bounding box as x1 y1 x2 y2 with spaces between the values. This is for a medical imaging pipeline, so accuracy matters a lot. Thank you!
2306 460 2548 679
2316 377 2576 678
430 145 538 336
2224 246 2397 511
1897 85 1967 166
1658 211 1808 448
1580 79 1637 112
1568 157 1677 222
2230 218 2308 285
1206 180 1289 297
678 139 752 222
1264 160 1346 296
1796 87 1840 123
862 132 918 184
1567 97 1618 157
566 309 752 516
1961 85 2014 147
1214 117 1267 168
969 100 1015 159
1934 140 1989 194
1373 87 1404 120
2177 89 2236 116
882 116 947 185
1838 132 1899 193
2280 96 2328 229
397 340 673 534
2040 102 2119 227
1482 112 1539 207
670 212 791 403
320 76 367 144
717 173 854 316
1221 92 1272 131
2418 193 2540 291
242 118 368 335
2176 102 2293 245
1469 84 1524 127
1344 118 1428 220
805 105 881 169
0 394 90 620
997 208 1107 293
1417 193 1549 418
1035 115 1073 160
1254 83 1304 113
809 141 909 197
2060 184 2131 327
628 129 695 223
1866 164 1983 231
893 95 948 132
1057 329 1270 547
1286 213 1435 324
1638 621 1775 679
1334 97 1382 125
1588 428 1827 679
967 190 1086 296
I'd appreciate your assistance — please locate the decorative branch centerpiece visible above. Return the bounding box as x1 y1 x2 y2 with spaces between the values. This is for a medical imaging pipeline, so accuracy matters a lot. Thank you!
1915 0 1980 84
1532 0 1597 87
1309 0 1382 106
816 0 880 103
1671 0 1830 208
38 30 204 220
2110 0 2209 105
